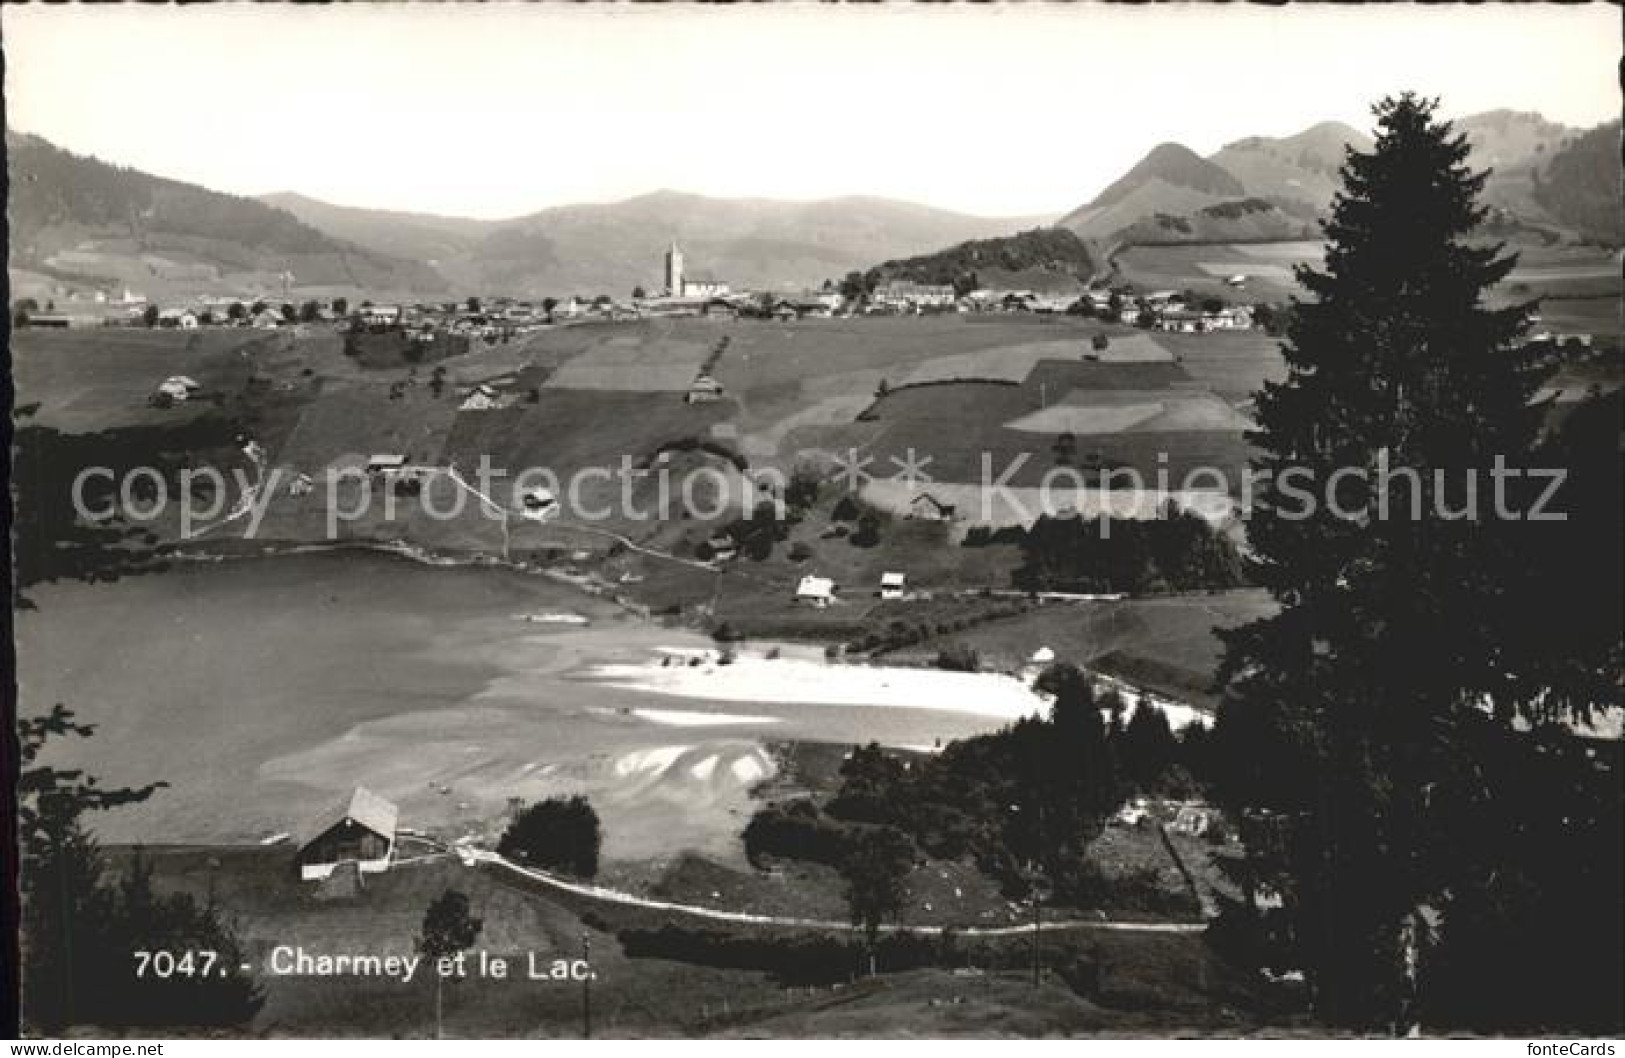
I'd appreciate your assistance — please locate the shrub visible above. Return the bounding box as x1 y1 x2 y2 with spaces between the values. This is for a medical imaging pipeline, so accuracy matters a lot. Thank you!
497 796 602 878
742 800 852 868
934 645 981 672
851 511 882 548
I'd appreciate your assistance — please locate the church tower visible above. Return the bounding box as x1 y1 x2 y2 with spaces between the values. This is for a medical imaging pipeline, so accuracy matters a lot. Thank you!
664 240 685 297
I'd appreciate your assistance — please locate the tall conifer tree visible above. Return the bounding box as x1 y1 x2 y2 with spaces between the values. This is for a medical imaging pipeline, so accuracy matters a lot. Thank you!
1212 94 1557 1029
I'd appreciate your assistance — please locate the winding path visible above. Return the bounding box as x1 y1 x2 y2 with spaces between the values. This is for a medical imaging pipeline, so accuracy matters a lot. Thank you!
455 847 1206 936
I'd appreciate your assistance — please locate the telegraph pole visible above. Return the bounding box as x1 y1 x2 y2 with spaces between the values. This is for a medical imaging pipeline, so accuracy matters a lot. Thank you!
581 932 592 1039
1031 889 1042 988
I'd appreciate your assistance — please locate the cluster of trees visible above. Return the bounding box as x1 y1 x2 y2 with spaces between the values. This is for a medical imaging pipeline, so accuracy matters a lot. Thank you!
842 599 1030 657
1012 507 1250 594
821 493 883 548
866 227 1097 294
12 417 252 604
12 297 50 326
19 707 262 1032
1207 95 1622 1033
699 501 788 562
496 796 602 878
747 665 1212 917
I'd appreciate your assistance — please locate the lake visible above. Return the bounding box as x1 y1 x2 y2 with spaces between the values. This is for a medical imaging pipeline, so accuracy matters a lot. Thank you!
16 551 1023 863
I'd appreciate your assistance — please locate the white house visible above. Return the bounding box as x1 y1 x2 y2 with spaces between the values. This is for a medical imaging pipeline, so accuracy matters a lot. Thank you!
795 575 837 608
158 309 199 330
879 571 907 600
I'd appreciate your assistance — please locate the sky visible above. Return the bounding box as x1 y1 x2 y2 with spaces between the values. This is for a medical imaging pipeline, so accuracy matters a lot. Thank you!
5 4 1619 220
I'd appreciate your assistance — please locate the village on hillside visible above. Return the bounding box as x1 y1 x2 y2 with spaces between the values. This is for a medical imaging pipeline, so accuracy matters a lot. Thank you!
8 3 1621 1044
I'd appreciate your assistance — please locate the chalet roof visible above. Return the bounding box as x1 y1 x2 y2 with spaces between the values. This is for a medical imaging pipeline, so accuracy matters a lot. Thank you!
301 786 398 847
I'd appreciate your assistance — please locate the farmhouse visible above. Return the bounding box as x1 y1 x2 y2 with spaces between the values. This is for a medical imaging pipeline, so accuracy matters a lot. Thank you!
460 383 503 411
360 304 402 328
1168 802 1215 837
907 492 957 522
158 308 199 329
22 314 77 329
366 453 408 476
687 375 725 404
1203 305 1253 331
251 309 283 330
795 575 837 608
1155 309 1204 334
155 375 202 403
296 786 399 882
519 487 559 520
879 571 907 600
787 296 836 318
703 299 739 321
1030 293 1078 314
872 281 956 311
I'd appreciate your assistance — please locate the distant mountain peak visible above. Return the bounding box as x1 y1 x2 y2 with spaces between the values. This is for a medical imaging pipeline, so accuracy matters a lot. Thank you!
1088 142 1246 210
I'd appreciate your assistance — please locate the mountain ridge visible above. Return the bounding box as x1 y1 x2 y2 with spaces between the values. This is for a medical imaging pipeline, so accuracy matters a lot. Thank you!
263 186 1053 296
6 131 446 300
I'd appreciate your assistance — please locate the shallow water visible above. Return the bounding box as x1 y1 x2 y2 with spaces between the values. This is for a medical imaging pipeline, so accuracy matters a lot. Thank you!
16 552 1017 862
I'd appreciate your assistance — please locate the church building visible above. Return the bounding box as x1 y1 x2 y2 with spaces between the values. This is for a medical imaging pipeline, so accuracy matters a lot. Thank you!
664 240 730 298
